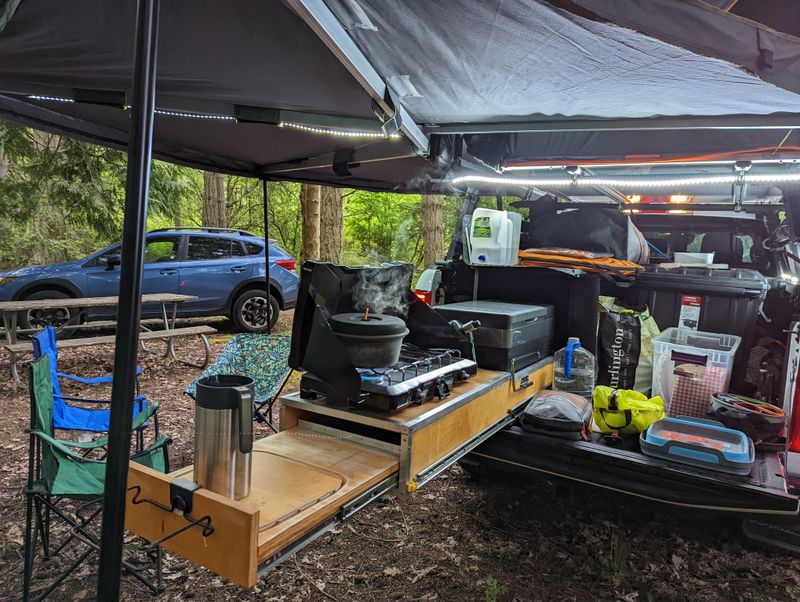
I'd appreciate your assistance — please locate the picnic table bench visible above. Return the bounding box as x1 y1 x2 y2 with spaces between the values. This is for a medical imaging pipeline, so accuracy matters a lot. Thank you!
1 293 218 381
4 325 217 381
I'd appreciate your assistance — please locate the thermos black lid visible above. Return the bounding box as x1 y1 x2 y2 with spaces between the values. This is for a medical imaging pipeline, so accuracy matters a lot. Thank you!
195 374 255 410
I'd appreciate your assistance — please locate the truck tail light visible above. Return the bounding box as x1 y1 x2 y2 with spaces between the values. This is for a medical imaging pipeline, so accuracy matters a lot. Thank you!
275 259 296 271
789 364 800 453
414 290 432 304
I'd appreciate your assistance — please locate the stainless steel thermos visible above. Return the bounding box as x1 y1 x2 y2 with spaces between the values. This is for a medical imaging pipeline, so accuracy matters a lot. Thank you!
193 374 254 500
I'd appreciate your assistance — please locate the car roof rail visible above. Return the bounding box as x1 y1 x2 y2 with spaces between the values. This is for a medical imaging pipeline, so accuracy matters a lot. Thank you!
148 226 259 237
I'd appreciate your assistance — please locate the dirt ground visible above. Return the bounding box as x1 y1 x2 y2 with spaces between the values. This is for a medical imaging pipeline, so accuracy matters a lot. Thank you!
1 313 799 601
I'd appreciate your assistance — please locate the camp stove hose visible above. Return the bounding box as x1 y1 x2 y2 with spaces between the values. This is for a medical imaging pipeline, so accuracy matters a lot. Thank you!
448 319 481 361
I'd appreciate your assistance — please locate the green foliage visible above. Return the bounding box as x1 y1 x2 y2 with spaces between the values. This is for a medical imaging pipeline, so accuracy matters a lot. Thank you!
482 575 507 602
0 122 194 268
0 121 465 273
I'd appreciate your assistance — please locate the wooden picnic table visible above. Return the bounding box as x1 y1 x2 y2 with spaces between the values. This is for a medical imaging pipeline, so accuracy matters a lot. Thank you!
1 293 216 381
0 293 197 344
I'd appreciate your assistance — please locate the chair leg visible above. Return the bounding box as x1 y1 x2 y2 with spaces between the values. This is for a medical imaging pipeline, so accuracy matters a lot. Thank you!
254 399 278 433
34 547 94 602
33 498 49 560
23 492 37 602
42 501 52 558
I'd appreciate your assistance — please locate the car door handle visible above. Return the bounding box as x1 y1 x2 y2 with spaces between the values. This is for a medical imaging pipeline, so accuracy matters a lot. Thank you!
230 266 248 272
158 269 178 275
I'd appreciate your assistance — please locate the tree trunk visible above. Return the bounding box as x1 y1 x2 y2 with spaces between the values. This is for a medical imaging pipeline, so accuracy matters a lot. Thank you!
421 194 444 266
319 186 343 263
202 171 227 228
299 183 321 265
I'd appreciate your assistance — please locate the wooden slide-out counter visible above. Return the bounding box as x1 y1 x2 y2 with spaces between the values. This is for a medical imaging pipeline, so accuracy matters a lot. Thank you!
125 359 552 587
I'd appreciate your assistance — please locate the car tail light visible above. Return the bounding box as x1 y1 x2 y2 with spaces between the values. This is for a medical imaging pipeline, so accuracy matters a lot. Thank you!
414 289 432 304
789 364 800 453
275 259 296 271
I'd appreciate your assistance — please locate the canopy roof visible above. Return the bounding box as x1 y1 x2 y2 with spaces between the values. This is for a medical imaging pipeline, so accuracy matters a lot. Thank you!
1 0 800 193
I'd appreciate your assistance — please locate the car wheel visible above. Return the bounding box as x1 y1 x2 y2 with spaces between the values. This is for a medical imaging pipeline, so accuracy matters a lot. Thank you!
232 289 279 332
19 290 79 337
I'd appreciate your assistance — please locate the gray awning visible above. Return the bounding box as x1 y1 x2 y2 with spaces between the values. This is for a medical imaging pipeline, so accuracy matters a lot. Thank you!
1 0 799 191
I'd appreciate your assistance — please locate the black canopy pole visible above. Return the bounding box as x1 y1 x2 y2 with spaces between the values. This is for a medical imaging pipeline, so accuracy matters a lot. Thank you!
263 178 271 334
97 0 160 598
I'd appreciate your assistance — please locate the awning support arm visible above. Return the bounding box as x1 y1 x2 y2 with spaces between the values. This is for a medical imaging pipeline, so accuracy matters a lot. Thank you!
284 0 429 154
432 113 800 135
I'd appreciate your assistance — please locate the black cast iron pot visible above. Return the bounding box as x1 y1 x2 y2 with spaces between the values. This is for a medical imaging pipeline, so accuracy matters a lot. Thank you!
329 312 409 368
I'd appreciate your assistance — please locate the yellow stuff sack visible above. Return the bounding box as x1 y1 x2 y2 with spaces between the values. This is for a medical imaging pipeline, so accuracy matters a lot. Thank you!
593 386 666 435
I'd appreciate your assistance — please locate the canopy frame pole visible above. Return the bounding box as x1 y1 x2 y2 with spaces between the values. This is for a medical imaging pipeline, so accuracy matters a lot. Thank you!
97 0 160 598
285 0 429 154
263 178 271 334
432 116 800 135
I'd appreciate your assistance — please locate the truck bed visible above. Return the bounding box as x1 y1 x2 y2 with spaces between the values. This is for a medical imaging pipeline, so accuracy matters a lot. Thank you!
467 425 799 515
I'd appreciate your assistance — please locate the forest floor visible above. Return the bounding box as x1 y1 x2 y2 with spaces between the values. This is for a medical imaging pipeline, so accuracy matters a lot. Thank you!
0 313 799 601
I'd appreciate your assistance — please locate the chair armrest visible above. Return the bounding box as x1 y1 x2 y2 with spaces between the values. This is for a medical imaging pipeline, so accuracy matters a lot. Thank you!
57 367 143 385
59 394 147 405
29 430 106 463
131 401 159 431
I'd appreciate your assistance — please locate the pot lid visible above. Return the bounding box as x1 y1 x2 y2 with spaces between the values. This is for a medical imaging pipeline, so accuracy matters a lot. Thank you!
329 312 408 336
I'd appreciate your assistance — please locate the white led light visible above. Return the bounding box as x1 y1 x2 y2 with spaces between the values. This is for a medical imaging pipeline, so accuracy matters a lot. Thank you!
153 109 235 121
27 95 74 103
279 121 401 139
451 172 800 189
504 158 800 171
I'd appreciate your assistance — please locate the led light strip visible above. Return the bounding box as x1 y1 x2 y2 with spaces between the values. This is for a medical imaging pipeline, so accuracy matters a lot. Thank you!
153 108 235 121
26 95 399 139
27 95 74 103
279 121 401 139
451 172 800 188
505 159 800 171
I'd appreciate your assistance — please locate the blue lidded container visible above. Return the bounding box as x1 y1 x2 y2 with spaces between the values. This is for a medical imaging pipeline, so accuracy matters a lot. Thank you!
640 416 754 476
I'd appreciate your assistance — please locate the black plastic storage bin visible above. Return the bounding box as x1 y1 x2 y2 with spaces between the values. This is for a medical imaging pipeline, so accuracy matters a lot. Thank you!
623 266 768 389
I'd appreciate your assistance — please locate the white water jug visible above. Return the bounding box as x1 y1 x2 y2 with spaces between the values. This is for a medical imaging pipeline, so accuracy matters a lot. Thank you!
467 208 520 266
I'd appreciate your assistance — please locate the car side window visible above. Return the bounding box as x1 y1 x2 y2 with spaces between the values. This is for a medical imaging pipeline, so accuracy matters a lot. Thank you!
187 236 245 260
92 236 180 267
143 237 181 264
245 242 263 255
93 246 121 267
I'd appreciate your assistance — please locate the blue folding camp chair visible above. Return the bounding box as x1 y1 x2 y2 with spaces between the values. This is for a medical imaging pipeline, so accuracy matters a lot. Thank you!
185 334 292 432
32 327 157 447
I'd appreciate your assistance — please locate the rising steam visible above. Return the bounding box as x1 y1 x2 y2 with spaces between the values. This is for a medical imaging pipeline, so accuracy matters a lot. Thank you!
352 267 410 317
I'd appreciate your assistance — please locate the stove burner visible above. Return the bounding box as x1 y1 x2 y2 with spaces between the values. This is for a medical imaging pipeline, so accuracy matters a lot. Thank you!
301 344 478 412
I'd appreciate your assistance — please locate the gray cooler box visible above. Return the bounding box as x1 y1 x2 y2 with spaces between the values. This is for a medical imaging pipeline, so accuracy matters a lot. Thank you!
434 300 554 371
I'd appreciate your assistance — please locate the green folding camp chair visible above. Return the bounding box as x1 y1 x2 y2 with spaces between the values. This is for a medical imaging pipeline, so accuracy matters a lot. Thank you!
22 355 172 601
185 334 293 432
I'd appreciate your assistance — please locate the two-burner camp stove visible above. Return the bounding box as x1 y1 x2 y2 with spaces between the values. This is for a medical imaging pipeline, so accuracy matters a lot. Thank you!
289 261 477 413
300 344 477 412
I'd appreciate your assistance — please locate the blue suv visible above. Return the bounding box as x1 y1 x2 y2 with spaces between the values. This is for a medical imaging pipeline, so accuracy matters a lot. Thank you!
0 227 299 332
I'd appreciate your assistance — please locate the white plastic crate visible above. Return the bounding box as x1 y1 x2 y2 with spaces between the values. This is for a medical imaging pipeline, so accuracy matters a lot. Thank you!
651 327 741 415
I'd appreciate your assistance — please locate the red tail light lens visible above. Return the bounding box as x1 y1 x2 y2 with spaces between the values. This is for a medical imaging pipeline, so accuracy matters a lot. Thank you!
789 364 800 453
414 289 432 304
275 259 296 271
